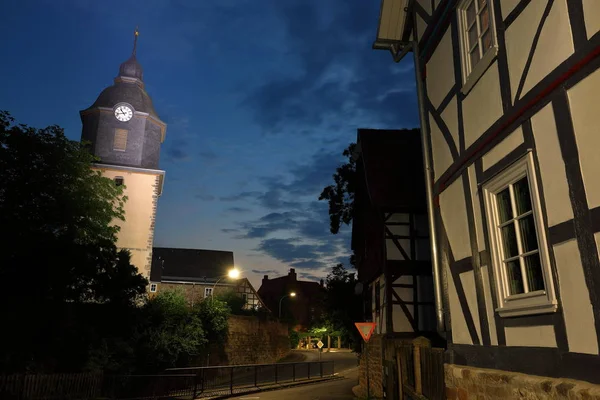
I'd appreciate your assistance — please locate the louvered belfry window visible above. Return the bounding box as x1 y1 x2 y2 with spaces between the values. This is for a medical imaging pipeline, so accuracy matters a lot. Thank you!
113 129 128 151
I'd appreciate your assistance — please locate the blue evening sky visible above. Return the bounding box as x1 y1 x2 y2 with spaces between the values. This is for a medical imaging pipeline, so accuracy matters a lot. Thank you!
1 0 418 289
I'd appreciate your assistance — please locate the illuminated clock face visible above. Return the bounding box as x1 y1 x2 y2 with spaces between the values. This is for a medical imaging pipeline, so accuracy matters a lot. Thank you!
114 105 133 122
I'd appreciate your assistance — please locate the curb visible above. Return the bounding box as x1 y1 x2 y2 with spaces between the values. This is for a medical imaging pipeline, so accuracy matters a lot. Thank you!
203 374 346 399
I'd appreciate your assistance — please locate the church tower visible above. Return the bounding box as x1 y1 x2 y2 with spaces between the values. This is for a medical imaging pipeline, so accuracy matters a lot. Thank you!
79 28 166 281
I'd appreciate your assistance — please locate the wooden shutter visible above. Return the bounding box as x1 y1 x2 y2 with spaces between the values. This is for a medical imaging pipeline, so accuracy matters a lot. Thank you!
113 129 128 151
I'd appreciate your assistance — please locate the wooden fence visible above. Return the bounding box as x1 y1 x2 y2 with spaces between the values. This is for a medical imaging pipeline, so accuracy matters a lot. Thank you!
396 337 445 400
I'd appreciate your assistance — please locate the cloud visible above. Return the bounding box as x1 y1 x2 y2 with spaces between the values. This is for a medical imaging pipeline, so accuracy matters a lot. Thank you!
251 269 280 275
226 207 252 213
298 272 324 282
221 228 240 233
195 194 216 201
242 0 419 136
220 191 263 202
291 261 324 270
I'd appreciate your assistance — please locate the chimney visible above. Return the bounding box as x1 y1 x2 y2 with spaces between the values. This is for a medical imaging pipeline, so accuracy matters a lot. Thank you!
263 275 269 285
289 268 297 281
320 279 324 287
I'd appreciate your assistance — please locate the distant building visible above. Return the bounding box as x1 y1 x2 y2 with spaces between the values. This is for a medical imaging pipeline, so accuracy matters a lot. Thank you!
258 268 326 331
149 247 267 310
79 28 166 282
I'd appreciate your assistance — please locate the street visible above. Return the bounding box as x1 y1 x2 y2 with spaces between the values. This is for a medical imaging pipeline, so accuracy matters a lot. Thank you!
228 350 359 400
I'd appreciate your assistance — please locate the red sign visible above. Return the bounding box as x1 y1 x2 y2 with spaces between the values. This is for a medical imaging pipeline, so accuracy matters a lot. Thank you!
355 322 376 342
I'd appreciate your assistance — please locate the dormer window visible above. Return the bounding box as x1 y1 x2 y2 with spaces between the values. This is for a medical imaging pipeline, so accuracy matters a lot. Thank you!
114 177 124 187
113 129 128 151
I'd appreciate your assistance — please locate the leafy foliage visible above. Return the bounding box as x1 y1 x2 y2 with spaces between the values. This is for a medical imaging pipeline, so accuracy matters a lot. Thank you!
195 295 231 344
323 264 363 352
134 290 208 371
0 110 145 305
318 143 357 234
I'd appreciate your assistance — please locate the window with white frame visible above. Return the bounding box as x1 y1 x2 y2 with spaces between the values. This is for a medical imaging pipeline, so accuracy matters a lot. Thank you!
150 283 157 293
457 0 498 91
482 153 557 317
204 287 213 298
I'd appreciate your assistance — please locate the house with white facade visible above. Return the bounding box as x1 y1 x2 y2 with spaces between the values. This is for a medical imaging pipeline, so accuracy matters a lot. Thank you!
371 0 600 398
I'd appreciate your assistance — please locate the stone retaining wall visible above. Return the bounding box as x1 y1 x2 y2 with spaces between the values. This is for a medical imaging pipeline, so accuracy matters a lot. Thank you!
357 334 384 399
445 364 600 400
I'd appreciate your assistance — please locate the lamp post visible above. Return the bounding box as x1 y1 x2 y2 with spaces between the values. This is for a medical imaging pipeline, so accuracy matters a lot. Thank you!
279 292 296 319
210 267 240 302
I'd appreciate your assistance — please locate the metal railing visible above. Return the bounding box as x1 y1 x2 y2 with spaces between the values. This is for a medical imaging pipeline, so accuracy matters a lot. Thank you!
101 374 197 400
165 360 335 398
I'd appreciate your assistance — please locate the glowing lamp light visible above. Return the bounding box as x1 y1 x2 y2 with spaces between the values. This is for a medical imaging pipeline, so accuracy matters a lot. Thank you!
290 292 297 297
228 268 240 279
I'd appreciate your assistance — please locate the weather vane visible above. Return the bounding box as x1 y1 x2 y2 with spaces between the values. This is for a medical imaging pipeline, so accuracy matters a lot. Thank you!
132 26 139 56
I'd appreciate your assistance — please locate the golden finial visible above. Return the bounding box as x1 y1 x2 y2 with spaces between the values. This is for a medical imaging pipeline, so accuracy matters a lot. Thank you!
132 26 139 56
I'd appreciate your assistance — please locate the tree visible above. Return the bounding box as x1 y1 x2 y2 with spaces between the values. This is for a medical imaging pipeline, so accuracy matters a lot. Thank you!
323 263 363 352
133 290 207 372
0 111 148 373
318 143 357 234
0 110 146 305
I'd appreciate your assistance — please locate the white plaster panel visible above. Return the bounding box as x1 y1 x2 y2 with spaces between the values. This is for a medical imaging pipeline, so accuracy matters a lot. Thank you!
553 239 599 355
501 0 521 20
388 213 410 223
441 96 460 153
389 224 410 236
430 113 454 180
531 103 573 227
522 0 574 97
394 286 413 302
505 325 557 347
462 62 503 148
568 67 600 209
505 0 545 102
417 13 428 42
394 276 413 285
468 165 486 251
393 304 415 332
417 0 432 15
439 178 472 261
386 238 410 260
482 126 524 171
583 0 600 38
426 29 455 109
459 270 482 344
480 265 498 345
446 261 472 344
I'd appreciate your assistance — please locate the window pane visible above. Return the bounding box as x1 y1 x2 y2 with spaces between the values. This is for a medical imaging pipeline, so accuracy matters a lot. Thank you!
519 214 539 252
482 28 492 50
524 254 545 292
506 260 524 295
501 224 519 258
478 5 490 32
477 0 488 8
497 189 513 223
468 24 479 50
470 45 481 69
513 177 532 215
466 1 476 25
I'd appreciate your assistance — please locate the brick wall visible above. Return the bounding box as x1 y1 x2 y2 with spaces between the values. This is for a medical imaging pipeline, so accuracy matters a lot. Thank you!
445 364 600 400
222 315 290 366
357 334 384 399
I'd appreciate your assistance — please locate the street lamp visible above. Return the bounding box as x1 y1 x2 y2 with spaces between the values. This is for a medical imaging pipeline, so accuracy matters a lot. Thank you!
210 267 241 302
279 292 296 319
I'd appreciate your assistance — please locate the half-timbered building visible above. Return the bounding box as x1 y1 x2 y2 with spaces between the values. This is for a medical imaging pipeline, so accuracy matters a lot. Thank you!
352 128 438 337
372 0 600 397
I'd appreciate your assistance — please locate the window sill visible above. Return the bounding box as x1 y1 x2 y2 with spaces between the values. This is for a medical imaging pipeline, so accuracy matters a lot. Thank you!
496 300 557 318
461 46 499 96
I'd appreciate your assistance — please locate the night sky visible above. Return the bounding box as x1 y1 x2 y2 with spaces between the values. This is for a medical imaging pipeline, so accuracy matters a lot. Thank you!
1 0 418 289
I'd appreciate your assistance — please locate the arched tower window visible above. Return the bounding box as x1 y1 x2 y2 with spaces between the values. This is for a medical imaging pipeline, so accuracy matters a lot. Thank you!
113 129 128 151
114 176 124 186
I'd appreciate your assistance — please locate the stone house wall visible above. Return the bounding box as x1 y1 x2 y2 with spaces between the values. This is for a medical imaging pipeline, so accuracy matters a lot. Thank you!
445 364 600 400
